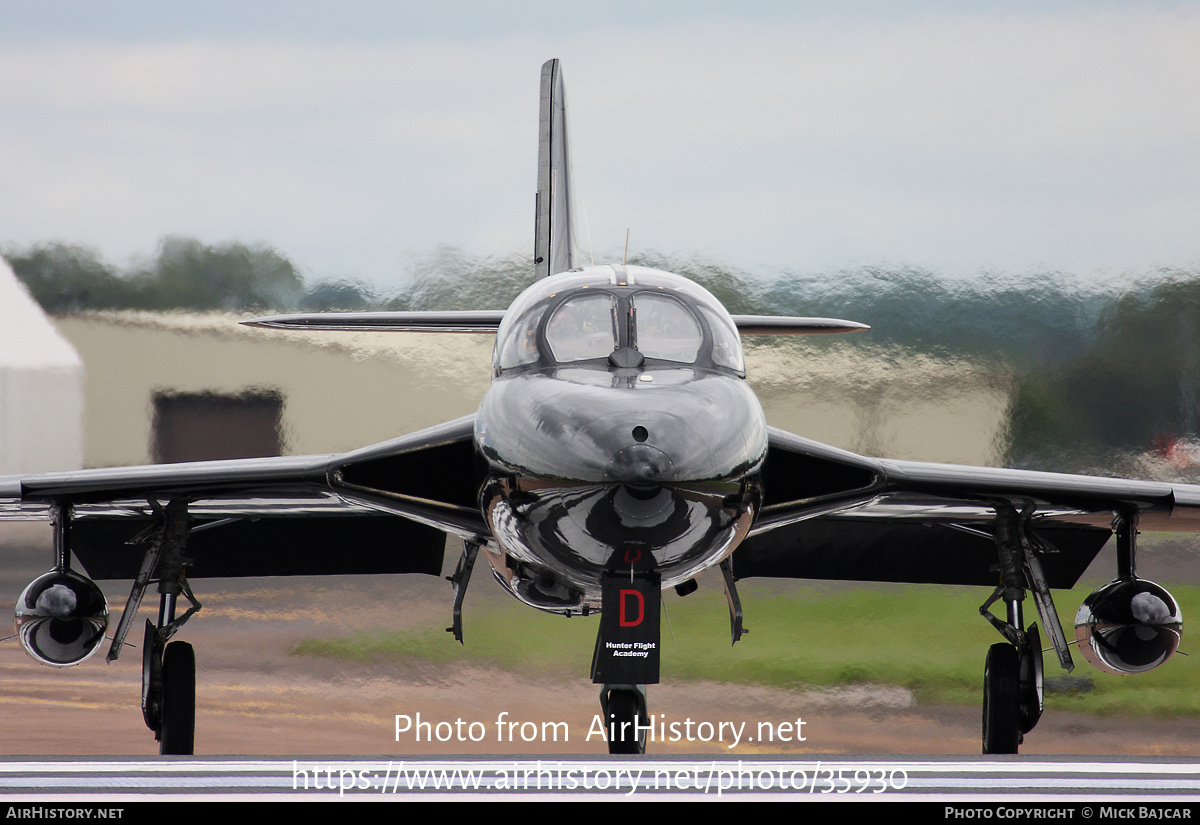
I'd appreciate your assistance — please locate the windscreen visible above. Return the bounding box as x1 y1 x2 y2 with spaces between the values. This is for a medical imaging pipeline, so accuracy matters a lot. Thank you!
545 293 618 362
633 293 702 363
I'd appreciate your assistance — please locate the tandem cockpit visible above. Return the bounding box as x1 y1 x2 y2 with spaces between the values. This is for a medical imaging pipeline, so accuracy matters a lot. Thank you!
476 263 768 518
474 265 769 616
492 265 746 378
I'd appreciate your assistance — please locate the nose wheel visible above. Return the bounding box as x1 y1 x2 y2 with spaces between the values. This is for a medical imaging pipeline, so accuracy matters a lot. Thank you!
601 686 647 754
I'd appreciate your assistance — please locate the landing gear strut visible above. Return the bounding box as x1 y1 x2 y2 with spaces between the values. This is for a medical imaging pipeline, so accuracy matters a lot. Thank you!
976 504 1063 754
107 500 202 755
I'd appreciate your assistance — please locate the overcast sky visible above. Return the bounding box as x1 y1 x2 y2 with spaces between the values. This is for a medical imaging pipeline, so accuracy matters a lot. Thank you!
1 1 1198 290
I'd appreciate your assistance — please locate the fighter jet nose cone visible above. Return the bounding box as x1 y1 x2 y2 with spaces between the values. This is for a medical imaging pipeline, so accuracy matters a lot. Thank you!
606 444 676 484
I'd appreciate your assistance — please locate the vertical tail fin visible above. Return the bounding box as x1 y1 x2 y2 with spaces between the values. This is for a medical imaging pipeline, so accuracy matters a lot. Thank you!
534 59 580 279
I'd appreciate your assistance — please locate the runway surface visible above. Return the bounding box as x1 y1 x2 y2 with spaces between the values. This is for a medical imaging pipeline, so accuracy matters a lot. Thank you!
2 756 1199 800
6 526 1200 805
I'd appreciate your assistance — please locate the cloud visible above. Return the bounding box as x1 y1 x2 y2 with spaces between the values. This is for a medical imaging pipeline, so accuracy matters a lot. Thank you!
1 8 1198 285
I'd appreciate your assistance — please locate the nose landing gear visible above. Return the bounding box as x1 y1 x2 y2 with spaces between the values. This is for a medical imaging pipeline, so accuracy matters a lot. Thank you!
600 685 648 755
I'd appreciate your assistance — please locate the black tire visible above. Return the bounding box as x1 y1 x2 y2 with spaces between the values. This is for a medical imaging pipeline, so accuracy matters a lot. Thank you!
607 690 644 755
160 641 195 755
983 643 1021 754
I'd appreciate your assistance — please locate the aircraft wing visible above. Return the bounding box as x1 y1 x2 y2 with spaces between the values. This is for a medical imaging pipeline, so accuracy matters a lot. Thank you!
0 416 485 580
734 427 1200 589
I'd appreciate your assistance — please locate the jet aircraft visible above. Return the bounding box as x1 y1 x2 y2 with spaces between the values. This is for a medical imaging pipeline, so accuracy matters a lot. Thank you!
3 59 1194 756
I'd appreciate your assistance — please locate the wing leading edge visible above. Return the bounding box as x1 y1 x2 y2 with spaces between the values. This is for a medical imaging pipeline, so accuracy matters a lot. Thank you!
733 429 1200 589
0 416 486 579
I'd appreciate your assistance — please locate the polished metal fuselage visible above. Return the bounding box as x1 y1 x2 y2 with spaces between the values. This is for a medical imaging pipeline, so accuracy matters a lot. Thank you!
472 267 767 613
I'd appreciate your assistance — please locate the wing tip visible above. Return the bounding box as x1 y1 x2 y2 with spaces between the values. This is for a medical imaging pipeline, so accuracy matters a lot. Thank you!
731 316 871 335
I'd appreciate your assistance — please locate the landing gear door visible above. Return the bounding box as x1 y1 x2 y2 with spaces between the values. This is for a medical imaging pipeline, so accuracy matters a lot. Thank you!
591 573 661 685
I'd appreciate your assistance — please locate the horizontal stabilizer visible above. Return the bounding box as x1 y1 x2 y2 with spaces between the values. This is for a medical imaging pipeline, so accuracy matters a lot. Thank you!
731 315 869 335
243 311 865 336
243 310 506 332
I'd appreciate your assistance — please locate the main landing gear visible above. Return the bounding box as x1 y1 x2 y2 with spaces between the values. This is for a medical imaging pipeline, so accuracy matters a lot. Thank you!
975 504 1063 754
143 625 196 754
981 624 1043 754
21 502 202 754
105 500 203 755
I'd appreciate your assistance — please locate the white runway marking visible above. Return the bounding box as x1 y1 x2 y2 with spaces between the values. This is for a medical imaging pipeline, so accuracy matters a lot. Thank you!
2 756 1199 800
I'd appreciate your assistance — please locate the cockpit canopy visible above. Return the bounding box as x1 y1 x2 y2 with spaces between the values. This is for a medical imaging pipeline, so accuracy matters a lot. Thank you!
493 266 745 374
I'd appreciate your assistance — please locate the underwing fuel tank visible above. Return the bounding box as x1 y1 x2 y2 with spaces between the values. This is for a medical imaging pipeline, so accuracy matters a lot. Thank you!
15 569 110 667
1074 578 1182 675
